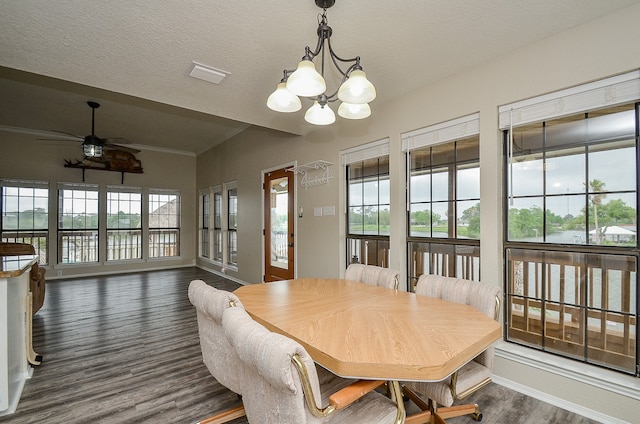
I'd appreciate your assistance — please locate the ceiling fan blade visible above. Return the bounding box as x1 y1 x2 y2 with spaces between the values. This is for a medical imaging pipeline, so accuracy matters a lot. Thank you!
103 137 132 145
0 125 82 141
104 144 140 154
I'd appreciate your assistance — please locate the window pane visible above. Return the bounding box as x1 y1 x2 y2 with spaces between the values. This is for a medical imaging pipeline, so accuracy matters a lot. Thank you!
348 182 363 206
431 169 449 202
505 102 639 374
213 191 222 262
107 190 142 261
510 154 544 197
457 201 480 239
589 142 635 192
507 197 544 241
2 182 49 264
588 193 636 246
346 154 390 271
379 205 390 236
545 150 585 195
149 192 180 258
58 186 99 264
407 134 480 281
410 172 430 203
457 165 479 200
430 202 450 238
409 203 432 237
363 179 379 205
347 157 390 238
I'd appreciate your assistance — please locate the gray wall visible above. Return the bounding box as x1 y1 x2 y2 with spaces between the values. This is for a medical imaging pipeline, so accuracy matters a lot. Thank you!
0 132 197 278
195 4 640 422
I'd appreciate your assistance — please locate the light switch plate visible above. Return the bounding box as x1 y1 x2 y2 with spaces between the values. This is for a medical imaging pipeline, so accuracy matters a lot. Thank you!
322 205 335 216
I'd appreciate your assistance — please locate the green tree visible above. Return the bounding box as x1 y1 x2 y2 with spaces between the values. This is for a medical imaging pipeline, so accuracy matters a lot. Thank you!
588 179 606 244
461 202 480 238
508 206 544 239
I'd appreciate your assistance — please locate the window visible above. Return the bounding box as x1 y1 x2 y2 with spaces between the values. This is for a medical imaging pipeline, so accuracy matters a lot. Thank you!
58 183 99 264
199 189 210 258
403 114 481 289
148 190 180 258
1 180 49 264
500 72 640 375
106 187 142 261
226 182 238 267
342 139 390 269
213 187 223 263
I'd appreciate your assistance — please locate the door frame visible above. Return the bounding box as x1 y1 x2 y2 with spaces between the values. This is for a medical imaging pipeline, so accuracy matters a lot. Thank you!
262 161 297 281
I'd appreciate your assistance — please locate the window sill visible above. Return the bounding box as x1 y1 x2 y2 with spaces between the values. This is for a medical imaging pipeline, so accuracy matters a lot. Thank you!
495 341 640 400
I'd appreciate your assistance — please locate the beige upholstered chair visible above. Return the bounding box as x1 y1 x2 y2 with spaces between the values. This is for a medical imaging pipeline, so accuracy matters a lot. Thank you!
222 304 402 424
404 275 501 423
188 280 246 424
344 263 400 290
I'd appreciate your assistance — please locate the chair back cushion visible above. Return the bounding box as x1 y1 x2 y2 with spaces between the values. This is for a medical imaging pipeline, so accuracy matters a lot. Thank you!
188 280 244 394
415 274 501 368
345 263 399 290
223 305 323 424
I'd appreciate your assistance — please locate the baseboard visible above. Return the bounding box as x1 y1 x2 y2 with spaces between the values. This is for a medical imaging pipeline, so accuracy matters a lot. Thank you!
494 342 640 424
495 343 640 400
46 262 195 280
196 264 248 286
491 375 625 424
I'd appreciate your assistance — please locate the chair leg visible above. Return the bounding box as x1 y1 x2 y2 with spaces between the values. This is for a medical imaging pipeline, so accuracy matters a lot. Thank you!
437 403 481 421
403 386 482 423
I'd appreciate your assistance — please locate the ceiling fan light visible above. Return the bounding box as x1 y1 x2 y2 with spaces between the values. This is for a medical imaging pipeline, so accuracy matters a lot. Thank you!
337 69 376 104
338 102 371 120
304 102 335 125
267 82 302 113
83 143 103 158
286 60 326 97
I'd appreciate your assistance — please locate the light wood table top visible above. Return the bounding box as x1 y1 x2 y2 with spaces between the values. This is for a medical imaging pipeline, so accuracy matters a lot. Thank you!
234 278 501 382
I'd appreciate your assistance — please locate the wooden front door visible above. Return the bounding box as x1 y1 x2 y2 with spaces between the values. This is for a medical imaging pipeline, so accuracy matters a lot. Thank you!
264 167 294 281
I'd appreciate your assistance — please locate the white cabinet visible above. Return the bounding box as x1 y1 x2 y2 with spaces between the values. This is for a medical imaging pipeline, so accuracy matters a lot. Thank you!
0 255 36 416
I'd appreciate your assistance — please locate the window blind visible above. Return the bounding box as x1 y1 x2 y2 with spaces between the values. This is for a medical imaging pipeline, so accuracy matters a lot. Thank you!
498 70 640 129
1 179 48 189
401 113 480 152
340 138 389 166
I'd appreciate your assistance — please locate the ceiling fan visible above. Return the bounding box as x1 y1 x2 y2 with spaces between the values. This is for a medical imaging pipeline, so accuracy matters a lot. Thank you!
0 101 139 158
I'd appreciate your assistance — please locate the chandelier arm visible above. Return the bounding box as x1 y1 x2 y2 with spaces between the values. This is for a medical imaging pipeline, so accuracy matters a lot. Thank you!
306 33 325 60
281 69 297 82
327 38 360 63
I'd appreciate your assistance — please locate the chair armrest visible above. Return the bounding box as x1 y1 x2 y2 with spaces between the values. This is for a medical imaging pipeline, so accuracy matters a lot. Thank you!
291 354 386 418
329 380 386 410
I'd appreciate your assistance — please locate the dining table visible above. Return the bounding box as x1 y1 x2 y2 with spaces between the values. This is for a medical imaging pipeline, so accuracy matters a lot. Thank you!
234 278 502 424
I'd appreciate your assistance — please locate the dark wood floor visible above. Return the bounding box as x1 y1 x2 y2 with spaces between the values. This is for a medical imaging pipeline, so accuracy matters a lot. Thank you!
0 267 600 424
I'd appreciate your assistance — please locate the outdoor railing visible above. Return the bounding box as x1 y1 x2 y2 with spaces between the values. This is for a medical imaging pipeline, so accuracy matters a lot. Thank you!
506 248 637 374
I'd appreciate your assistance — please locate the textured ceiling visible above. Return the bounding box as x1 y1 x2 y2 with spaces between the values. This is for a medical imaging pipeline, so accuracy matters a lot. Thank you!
1 0 639 155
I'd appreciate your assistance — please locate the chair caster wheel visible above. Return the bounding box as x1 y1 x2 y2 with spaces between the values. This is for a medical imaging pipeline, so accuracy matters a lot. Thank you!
472 412 483 421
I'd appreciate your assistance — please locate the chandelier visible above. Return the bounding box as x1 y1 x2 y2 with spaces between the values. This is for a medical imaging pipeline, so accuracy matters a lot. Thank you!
266 0 376 125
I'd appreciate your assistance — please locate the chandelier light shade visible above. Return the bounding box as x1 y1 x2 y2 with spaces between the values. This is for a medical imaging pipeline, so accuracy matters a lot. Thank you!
305 101 336 125
266 82 302 112
338 102 371 120
286 60 326 97
337 70 376 104
267 0 376 125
